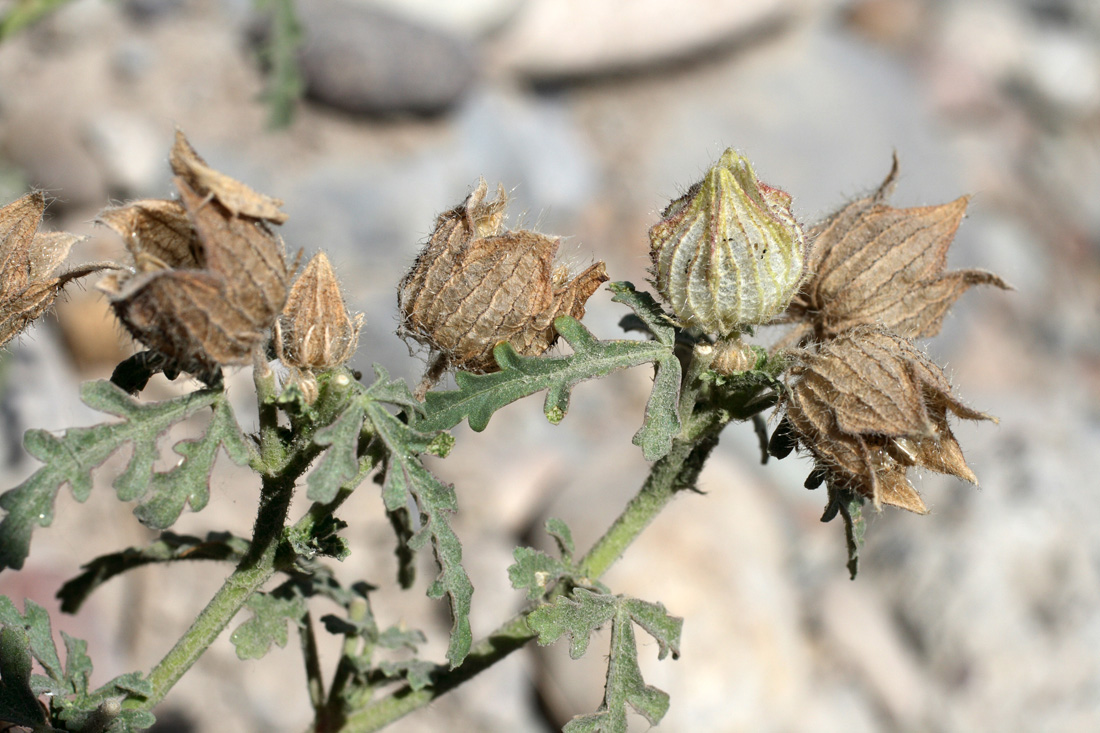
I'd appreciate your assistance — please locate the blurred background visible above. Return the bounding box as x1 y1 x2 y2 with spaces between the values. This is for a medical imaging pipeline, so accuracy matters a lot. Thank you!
0 0 1098 730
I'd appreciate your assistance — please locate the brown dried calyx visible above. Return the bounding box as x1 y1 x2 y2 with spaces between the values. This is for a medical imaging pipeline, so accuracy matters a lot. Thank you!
0 192 110 348
782 156 1010 346
398 178 608 376
278 251 363 387
98 132 290 382
777 328 995 514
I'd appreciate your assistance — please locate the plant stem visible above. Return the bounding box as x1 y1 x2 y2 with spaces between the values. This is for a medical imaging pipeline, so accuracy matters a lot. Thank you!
301 611 326 712
337 423 723 733
126 476 296 711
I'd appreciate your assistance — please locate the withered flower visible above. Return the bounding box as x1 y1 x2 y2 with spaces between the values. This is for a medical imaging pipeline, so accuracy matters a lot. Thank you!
398 179 608 375
99 133 290 381
0 192 107 348
779 328 994 514
169 129 288 224
783 156 1009 345
279 251 363 371
649 148 805 336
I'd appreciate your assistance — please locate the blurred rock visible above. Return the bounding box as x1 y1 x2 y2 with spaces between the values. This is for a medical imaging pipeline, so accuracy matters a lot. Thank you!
83 112 165 196
359 0 525 39
1014 27 1100 117
53 291 131 375
844 0 930 50
266 0 478 116
0 112 108 209
121 0 187 23
488 0 792 80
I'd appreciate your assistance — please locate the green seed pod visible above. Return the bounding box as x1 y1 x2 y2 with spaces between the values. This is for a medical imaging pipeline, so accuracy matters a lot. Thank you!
649 149 805 335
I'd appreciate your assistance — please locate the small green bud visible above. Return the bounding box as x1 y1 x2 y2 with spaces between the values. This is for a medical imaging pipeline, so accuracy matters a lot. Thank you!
649 149 805 335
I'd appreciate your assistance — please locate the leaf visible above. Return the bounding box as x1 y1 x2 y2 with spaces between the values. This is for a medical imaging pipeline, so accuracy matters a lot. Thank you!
0 625 46 726
528 589 617 659
306 366 427 504
508 547 573 601
371 404 472 668
0 381 249 571
230 590 308 660
0 597 154 731
378 659 436 691
606 282 676 347
133 398 251 529
529 591 681 733
545 517 574 562
376 625 427 652
417 315 681 460
302 366 472 666
307 400 367 503
562 595 681 733
58 532 250 613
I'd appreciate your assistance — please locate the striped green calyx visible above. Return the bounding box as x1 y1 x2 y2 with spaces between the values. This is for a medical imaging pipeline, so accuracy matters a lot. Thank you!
649 148 805 336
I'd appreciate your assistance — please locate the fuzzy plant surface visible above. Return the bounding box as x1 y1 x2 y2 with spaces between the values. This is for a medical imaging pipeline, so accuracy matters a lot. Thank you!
0 137 1008 733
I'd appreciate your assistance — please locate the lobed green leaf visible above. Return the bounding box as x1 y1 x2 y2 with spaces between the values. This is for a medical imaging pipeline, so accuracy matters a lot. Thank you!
58 532 250 613
230 590 308 660
527 588 616 659
0 381 249 571
415 314 681 460
508 547 573 601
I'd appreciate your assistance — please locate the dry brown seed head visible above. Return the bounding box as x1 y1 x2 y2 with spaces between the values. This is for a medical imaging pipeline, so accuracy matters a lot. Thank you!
169 129 288 224
98 199 202 272
785 156 1010 345
398 180 608 373
279 251 363 371
0 193 108 347
99 141 291 380
783 328 993 513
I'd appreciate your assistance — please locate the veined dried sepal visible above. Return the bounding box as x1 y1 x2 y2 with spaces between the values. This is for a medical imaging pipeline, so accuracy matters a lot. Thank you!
398 178 608 374
0 192 109 347
98 134 290 382
782 155 1010 346
649 148 805 336
780 328 993 513
279 251 363 372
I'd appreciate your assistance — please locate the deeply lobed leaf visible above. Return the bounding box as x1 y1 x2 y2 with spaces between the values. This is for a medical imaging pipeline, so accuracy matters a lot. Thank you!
0 381 250 572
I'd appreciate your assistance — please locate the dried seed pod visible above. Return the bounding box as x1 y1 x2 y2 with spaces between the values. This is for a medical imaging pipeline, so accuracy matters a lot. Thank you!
398 179 608 373
279 251 363 371
177 179 289 328
0 192 106 347
784 156 1010 345
98 199 201 271
649 148 805 335
169 129 288 224
782 328 994 513
100 135 291 381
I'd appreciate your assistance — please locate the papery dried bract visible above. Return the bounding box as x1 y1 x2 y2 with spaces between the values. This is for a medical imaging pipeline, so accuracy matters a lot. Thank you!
398 179 608 373
786 157 1009 344
649 148 805 335
782 328 993 513
98 199 201 271
169 129 288 224
280 251 363 371
100 136 291 380
0 192 104 347
177 179 289 328
99 268 262 377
